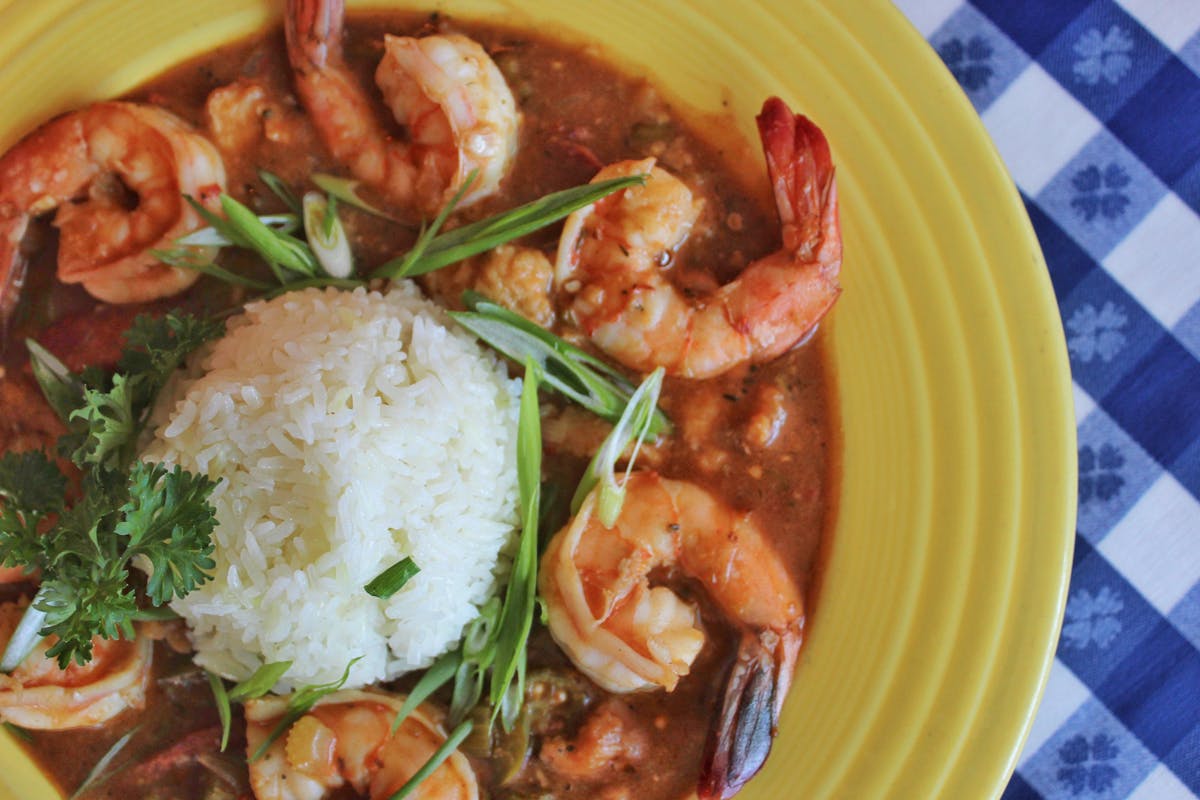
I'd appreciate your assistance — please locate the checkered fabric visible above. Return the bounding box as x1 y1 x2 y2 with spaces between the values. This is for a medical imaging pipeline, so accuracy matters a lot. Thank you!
893 1 1200 798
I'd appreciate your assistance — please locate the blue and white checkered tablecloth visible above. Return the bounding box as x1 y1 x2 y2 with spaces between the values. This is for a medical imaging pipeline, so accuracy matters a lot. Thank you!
892 1 1200 797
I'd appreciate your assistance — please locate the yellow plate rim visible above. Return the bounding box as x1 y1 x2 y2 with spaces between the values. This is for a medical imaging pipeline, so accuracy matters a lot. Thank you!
0 1 1076 798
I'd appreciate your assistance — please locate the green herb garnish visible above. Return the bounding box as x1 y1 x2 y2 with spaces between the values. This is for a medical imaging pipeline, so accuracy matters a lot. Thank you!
68 724 141 800
211 660 294 751
175 213 299 247
365 556 420 599
258 169 303 216
372 175 643 279
303 191 353 278
208 672 232 752
571 367 665 525
450 293 670 436
390 650 461 733
385 719 473 800
311 173 395 219
0 314 221 669
489 360 541 730
249 656 362 763
381 171 477 279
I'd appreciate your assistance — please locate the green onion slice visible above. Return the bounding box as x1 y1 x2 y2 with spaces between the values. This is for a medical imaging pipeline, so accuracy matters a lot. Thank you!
311 173 395 219
228 661 293 702
303 192 353 279
488 361 541 729
249 656 361 763
383 171 477 279
571 366 666 526
364 556 420 599
449 293 670 436
175 214 299 247
212 660 292 752
390 650 460 734
69 724 141 800
385 719 473 800
208 672 232 751
371 174 644 280
130 607 182 622
152 248 273 290
25 339 82 423
0 601 46 673
258 169 304 216
218 194 320 279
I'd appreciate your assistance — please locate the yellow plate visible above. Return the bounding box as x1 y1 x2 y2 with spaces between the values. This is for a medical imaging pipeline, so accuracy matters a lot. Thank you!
0 1 1076 797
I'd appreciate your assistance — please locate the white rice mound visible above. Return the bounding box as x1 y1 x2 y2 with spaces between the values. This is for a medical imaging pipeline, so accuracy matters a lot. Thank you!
141 284 522 691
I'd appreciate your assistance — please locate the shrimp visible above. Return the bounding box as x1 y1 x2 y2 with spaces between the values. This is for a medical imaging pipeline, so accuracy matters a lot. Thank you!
245 689 478 800
555 97 841 379
539 471 804 800
421 243 556 327
0 101 226 329
0 602 152 729
285 0 519 216
205 79 307 154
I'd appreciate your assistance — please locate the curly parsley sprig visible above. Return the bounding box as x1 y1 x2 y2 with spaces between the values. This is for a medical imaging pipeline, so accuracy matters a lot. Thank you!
0 312 222 668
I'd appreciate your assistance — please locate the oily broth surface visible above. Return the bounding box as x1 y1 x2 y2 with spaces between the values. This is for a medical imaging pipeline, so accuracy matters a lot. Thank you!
3 11 834 800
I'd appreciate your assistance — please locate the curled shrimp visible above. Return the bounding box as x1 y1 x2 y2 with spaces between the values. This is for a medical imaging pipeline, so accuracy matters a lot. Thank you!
555 97 841 379
0 602 152 729
285 0 519 216
0 101 226 330
245 689 478 800
539 471 804 800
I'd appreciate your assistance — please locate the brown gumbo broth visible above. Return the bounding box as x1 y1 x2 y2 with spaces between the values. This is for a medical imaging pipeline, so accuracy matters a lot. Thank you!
0 9 836 800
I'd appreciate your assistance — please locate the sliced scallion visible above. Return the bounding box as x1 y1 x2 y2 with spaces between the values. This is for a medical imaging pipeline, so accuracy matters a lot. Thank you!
390 650 460 733
151 247 273 290
385 719 473 800
218 194 320 279
208 672 232 751
0 600 45 673
311 173 395 219
258 169 304 216
249 656 361 763
488 361 541 729
449 293 670 436
371 174 644 279
175 214 298 247
25 339 82 423
68 724 141 800
571 366 666 526
303 192 353 278
212 660 292 752
364 556 420 599
228 660 293 702
382 170 477 280
447 598 500 725
130 606 182 622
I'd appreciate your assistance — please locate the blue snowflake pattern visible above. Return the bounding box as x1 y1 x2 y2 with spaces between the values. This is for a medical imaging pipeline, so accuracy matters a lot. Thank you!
1079 444 1125 504
1067 302 1128 363
1073 26 1135 86
1071 163 1132 222
1062 586 1124 650
1058 733 1121 794
938 35 994 92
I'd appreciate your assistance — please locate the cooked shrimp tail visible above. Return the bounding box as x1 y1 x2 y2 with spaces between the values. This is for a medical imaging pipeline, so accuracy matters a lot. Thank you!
699 628 801 800
540 471 806 795
555 97 841 378
285 0 519 216
757 96 840 268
